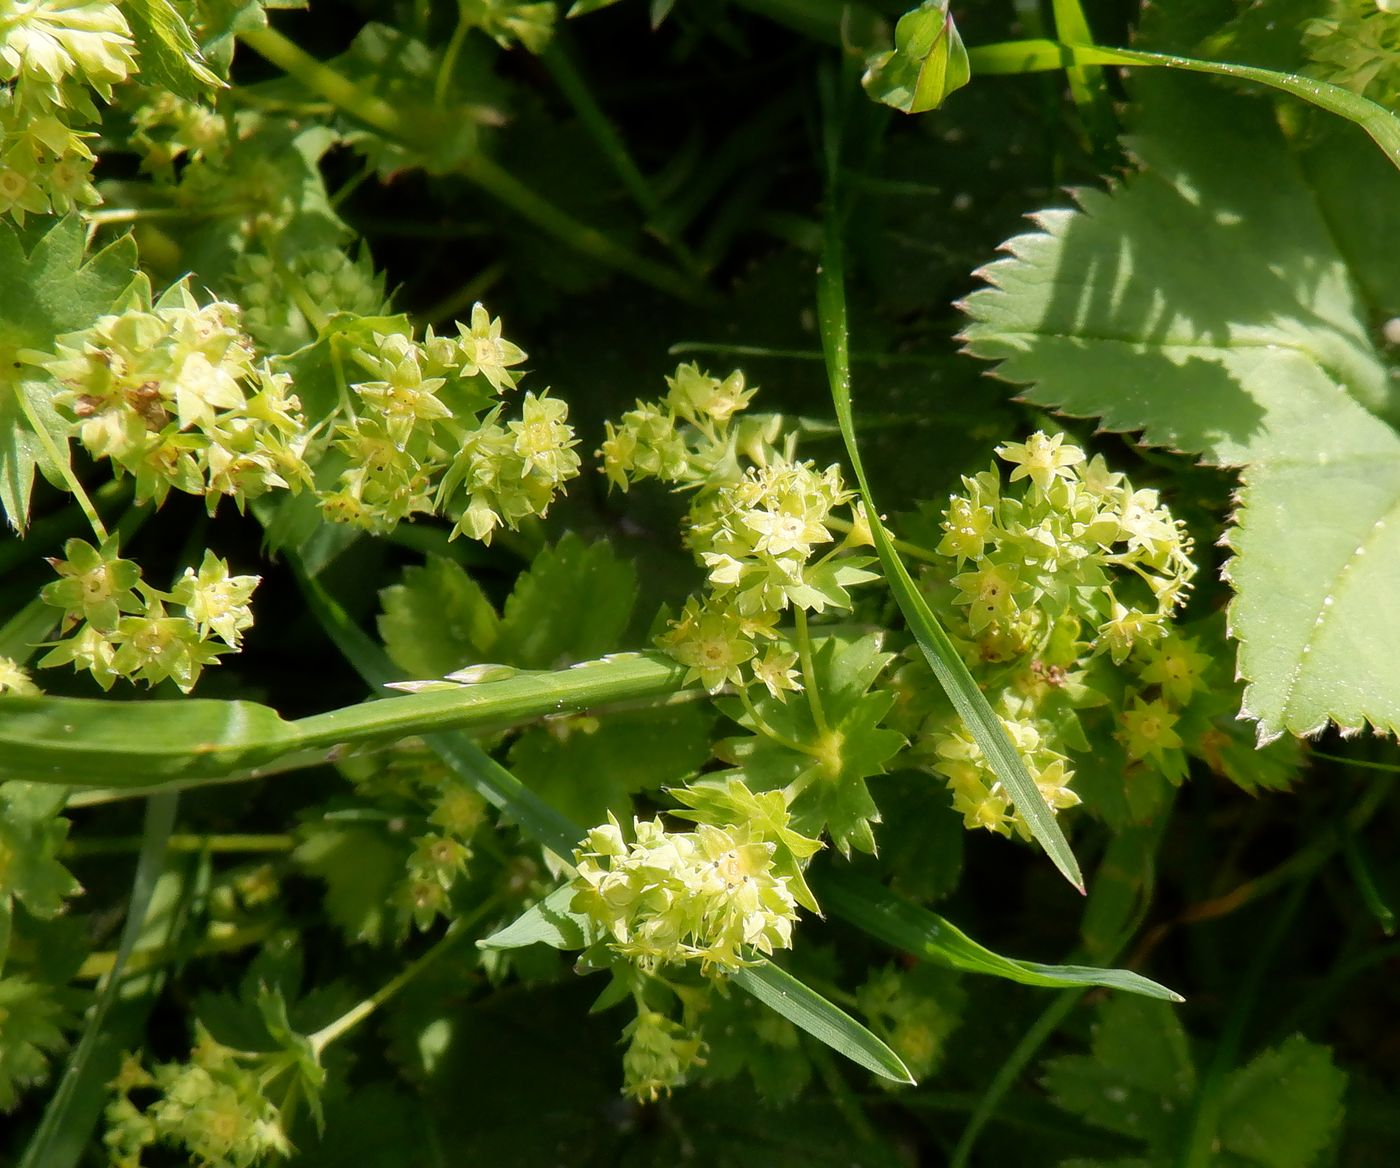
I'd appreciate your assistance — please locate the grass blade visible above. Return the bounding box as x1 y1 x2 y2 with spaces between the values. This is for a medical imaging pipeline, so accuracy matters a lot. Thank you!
967 39 1400 175
819 870 1181 1000
732 960 914 1084
0 653 689 789
19 792 178 1168
298 554 908 1081
815 149 1084 890
292 557 585 861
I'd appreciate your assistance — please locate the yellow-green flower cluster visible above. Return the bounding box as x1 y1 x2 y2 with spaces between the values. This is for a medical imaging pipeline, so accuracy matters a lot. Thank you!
394 777 487 933
620 1008 706 1102
599 362 757 491
0 0 137 222
0 655 39 695
857 965 964 1087
319 304 580 540
39 540 258 692
124 88 227 181
930 716 1080 840
901 432 1198 836
44 288 310 510
603 364 875 694
941 431 1194 655
104 1031 291 1168
571 811 805 974
463 0 559 53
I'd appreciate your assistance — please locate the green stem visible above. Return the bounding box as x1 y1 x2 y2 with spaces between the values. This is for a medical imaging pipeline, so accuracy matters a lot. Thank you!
827 515 938 564
14 390 106 543
238 24 706 302
417 260 507 327
793 608 829 736
65 832 294 858
307 901 493 1056
84 204 244 226
1177 880 1310 1168
459 151 707 302
738 685 821 759
434 3 473 109
0 479 130 575
950 990 1080 1168
76 921 268 981
541 36 655 218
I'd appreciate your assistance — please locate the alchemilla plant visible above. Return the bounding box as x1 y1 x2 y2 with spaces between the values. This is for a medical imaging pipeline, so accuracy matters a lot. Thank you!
0 0 1396 1164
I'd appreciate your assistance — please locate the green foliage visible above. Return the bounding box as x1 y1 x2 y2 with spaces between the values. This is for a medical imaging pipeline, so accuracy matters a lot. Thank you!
0 0 1396 1162
1044 997 1347 1167
862 0 971 114
0 218 143 529
962 76 1400 742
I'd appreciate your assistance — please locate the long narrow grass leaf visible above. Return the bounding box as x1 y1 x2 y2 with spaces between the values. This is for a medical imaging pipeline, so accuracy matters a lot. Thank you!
815 169 1083 889
292 558 585 861
732 960 914 1084
0 653 690 788
967 39 1400 174
19 792 178 1168
819 870 1181 1000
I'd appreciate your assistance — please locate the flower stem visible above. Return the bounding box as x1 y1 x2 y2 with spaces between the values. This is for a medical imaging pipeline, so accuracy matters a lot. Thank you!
307 897 498 1057
738 685 822 759
237 24 707 303
14 389 107 543
65 832 295 857
793 608 829 735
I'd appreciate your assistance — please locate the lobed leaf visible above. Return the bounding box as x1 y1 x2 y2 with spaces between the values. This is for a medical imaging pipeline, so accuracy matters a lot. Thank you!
961 77 1400 741
0 219 144 530
122 0 223 99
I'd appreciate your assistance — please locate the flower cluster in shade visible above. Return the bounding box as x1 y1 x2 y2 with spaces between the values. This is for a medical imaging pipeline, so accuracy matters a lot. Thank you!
571 780 820 976
893 432 1200 838
600 363 877 696
232 245 390 357
0 1 137 222
39 540 259 693
104 1031 291 1168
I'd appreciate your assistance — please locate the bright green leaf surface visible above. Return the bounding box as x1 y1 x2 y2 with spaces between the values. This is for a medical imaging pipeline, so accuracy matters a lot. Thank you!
0 219 143 530
862 0 971 114
478 883 597 952
731 960 915 1084
378 555 502 678
818 871 1182 1001
717 633 904 856
962 78 1400 741
494 534 637 669
122 0 223 99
